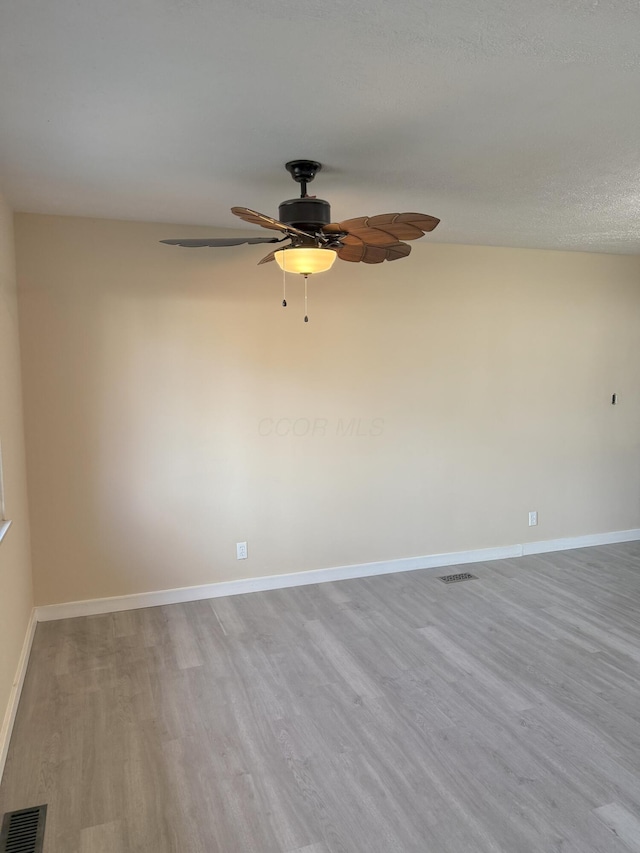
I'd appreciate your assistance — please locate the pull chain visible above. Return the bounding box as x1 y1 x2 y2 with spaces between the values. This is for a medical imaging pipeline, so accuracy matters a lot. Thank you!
282 251 287 307
304 274 309 323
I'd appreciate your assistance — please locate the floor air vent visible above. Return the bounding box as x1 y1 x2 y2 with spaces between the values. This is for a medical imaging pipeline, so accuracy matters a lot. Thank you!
0 805 47 853
438 572 477 584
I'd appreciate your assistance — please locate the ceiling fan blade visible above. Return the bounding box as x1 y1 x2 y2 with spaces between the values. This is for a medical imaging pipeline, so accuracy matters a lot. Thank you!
324 217 367 235
342 224 397 247
161 236 285 248
257 248 282 265
231 207 310 240
337 242 369 263
337 237 411 264
368 213 440 235
325 212 439 246
383 242 412 261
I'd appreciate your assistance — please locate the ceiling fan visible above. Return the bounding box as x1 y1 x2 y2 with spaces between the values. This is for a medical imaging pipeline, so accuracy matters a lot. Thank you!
162 160 440 270
161 160 440 320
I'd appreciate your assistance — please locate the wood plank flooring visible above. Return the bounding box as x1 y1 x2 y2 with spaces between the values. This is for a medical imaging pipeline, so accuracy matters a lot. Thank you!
2 542 640 852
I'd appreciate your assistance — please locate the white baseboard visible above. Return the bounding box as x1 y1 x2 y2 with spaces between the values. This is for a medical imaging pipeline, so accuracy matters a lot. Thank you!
35 527 640 623
0 608 37 783
522 527 640 555
35 543 522 621
0 519 11 544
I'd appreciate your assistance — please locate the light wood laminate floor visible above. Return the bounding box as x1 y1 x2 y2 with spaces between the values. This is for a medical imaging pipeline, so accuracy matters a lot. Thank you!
2 542 640 852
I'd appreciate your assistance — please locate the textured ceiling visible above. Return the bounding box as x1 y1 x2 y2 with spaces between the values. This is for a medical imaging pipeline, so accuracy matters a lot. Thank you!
1 0 640 253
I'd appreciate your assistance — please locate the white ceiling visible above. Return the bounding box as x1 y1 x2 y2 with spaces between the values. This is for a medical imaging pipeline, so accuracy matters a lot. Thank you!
1 0 640 253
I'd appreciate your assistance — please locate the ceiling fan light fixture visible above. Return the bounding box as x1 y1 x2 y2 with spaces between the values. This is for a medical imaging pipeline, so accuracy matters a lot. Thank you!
274 247 337 275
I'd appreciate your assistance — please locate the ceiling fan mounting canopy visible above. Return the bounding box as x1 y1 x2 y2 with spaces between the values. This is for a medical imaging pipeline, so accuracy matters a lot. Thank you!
285 159 322 185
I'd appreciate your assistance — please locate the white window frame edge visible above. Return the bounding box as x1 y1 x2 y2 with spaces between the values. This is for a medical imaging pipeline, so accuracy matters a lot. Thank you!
0 438 11 543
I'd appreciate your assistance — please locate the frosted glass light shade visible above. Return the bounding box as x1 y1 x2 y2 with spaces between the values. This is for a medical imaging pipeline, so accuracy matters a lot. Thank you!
274 247 337 275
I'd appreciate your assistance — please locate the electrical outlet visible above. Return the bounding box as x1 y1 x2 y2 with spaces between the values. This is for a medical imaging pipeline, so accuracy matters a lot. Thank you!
236 541 248 560
528 511 538 527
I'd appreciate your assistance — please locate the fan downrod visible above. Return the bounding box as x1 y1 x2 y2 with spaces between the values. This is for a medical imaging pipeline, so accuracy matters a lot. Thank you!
286 160 322 198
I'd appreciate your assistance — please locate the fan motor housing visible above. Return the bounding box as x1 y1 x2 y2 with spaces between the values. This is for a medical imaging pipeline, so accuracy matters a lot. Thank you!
278 197 331 232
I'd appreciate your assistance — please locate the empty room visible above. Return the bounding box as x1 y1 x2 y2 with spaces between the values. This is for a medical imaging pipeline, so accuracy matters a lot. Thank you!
1 1 640 851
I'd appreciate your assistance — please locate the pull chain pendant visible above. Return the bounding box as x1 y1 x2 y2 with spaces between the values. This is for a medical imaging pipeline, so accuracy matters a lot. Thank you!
282 257 287 307
304 274 309 323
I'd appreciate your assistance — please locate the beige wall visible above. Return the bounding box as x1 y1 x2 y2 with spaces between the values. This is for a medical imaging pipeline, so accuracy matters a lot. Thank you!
0 195 33 729
15 213 640 606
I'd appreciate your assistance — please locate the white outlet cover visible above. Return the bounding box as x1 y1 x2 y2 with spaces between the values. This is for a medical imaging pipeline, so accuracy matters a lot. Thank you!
528 511 538 526
236 542 248 560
